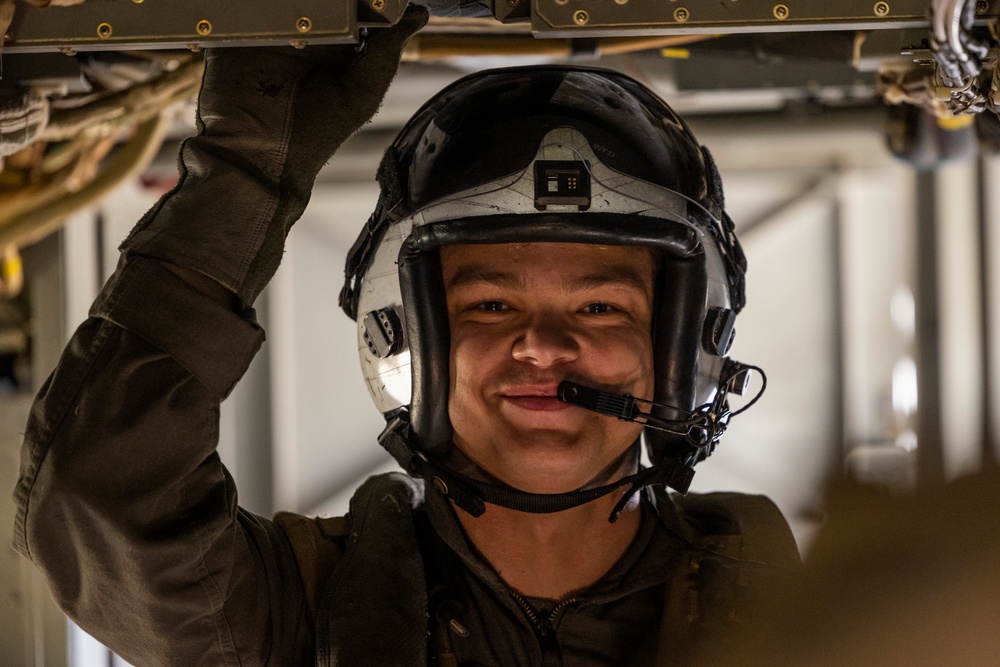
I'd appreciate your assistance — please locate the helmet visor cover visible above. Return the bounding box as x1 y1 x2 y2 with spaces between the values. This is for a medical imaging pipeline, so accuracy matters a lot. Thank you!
398 67 718 217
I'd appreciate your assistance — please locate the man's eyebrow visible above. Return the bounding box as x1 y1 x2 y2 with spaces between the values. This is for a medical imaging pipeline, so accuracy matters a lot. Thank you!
445 268 527 291
570 269 651 293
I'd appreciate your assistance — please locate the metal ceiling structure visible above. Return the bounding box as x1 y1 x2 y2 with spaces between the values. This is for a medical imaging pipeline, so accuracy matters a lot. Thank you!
3 0 998 50
3 4 1000 664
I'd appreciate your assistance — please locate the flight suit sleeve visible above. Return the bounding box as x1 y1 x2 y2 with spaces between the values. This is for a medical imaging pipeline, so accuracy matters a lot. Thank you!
12 256 313 666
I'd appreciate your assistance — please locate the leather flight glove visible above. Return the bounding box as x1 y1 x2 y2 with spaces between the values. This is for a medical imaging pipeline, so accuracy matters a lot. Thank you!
121 6 428 310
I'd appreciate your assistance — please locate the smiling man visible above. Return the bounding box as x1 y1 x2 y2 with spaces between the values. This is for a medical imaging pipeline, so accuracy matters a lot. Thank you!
442 242 656 603
443 243 656 495
14 13 799 666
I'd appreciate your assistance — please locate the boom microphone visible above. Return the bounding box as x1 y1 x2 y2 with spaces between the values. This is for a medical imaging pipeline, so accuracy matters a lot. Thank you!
556 380 721 445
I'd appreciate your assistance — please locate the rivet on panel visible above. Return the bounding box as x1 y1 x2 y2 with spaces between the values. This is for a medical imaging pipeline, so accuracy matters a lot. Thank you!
196 20 212 36
97 22 113 39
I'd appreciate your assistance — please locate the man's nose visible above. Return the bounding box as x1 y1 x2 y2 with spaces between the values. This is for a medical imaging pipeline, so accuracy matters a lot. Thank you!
511 313 580 367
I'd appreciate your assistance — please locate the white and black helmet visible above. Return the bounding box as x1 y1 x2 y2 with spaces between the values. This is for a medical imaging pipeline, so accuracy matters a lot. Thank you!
340 65 757 518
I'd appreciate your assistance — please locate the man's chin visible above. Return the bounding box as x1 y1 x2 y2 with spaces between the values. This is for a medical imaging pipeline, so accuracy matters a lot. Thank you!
491 443 610 494
500 426 584 456
488 430 641 495
450 416 640 494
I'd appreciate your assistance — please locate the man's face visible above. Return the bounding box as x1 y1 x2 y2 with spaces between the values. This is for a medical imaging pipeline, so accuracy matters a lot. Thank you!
441 242 656 495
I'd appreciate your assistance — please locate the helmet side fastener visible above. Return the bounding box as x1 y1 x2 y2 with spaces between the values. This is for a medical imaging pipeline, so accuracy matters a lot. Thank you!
702 307 736 356
363 308 404 358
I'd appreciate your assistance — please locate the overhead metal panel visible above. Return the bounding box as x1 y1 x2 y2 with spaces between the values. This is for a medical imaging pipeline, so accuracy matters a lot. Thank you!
3 0 407 54
531 0 998 38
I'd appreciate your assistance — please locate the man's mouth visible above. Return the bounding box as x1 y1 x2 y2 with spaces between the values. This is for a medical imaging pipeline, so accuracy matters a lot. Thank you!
500 385 572 412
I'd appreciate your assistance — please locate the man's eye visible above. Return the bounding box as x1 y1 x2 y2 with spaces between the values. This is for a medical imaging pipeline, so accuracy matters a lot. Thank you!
584 303 612 314
476 301 508 312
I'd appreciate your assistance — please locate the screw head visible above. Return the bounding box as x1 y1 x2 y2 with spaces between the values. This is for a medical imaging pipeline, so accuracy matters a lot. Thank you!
573 9 589 24
773 4 789 19
296 17 312 32
977 0 989 13
874 1 890 15
615 0 629 5
96 22 113 39
370 0 386 12
674 6 690 22
507 0 521 7
196 20 212 36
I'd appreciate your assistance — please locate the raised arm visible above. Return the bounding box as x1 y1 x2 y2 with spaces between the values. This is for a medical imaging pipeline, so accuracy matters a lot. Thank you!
11 9 426 665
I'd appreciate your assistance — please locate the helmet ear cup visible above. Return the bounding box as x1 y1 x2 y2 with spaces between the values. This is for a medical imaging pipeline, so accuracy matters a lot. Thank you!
399 245 453 457
647 251 709 466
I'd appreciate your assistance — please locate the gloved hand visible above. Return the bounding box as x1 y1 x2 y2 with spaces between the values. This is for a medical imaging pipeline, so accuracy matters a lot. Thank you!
121 6 428 310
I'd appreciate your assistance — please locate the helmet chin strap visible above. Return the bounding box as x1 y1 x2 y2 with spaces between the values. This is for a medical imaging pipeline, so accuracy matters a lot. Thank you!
378 414 695 524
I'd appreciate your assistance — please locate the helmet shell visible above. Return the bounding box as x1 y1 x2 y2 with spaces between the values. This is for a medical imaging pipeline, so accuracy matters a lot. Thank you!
346 65 747 467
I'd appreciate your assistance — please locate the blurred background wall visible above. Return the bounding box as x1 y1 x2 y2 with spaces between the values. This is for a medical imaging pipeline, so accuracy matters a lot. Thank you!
3 19 999 664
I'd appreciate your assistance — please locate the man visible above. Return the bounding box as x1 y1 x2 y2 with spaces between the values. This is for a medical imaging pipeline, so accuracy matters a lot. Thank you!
12 8 799 665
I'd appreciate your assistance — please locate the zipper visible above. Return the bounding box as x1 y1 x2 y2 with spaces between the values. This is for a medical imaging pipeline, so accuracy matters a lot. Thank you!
509 590 543 632
508 590 578 638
